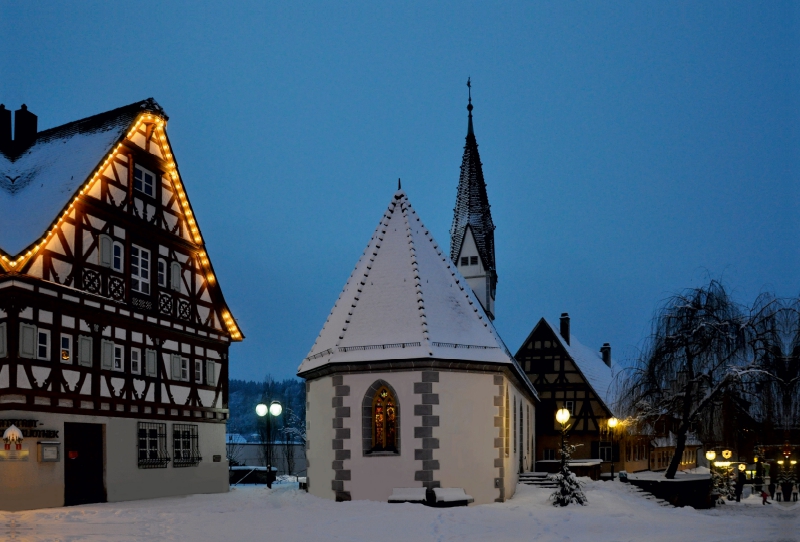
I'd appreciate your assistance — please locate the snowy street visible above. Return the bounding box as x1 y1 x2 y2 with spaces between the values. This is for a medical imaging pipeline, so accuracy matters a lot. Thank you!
1 480 795 542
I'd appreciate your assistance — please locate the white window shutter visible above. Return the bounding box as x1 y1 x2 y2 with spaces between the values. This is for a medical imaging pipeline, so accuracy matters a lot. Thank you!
78 336 93 366
145 349 157 377
0 322 6 358
99 234 113 267
171 354 182 380
171 262 182 293
19 323 36 359
206 360 215 386
101 339 114 370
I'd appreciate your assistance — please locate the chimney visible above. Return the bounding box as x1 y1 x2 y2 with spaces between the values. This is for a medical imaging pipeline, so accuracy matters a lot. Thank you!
14 104 37 149
0 105 10 151
600 343 611 367
559 313 570 345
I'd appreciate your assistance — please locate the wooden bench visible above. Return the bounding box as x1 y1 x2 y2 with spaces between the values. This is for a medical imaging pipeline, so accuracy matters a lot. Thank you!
432 488 474 507
388 487 428 504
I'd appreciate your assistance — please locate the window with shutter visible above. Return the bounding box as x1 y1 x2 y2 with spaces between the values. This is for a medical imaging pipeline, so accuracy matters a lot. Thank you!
101 339 114 370
78 336 93 366
0 322 6 358
19 323 36 359
171 354 182 380
205 360 215 386
170 262 182 293
99 234 113 267
145 349 157 376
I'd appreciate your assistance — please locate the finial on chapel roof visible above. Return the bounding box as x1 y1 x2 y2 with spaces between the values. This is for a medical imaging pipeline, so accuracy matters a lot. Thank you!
466 77 474 136
398 178 401 190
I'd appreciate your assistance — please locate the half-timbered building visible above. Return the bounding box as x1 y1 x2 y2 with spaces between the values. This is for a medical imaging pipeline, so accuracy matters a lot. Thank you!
300 188 537 505
514 314 619 478
0 100 242 510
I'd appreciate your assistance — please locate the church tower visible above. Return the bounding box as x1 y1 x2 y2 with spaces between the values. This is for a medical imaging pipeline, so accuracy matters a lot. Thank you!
450 79 497 320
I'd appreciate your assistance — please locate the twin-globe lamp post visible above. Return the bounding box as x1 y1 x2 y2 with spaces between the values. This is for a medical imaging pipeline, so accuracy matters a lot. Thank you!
256 401 283 487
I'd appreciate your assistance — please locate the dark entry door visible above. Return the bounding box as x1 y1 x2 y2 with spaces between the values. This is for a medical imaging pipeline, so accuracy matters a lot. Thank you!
64 422 106 506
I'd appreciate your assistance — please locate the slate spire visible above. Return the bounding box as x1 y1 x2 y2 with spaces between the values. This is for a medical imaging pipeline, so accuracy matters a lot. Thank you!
450 79 497 319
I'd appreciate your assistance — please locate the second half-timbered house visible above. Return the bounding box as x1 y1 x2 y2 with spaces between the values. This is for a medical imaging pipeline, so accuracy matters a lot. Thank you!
0 100 242 510
514 314 620 478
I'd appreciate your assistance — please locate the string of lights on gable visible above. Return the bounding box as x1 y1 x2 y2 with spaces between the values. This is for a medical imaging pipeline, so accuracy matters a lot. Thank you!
0 111 242 341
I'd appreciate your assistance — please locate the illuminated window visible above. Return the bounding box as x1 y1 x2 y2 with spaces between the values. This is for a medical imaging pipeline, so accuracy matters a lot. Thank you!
60 334 72 363
131 245 151 294
371 386 397 452
134 165 155 197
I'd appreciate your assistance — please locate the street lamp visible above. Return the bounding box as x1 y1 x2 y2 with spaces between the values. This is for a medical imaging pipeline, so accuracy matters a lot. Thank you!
256 400 283 488
556 408 571 471
722 449 732 460
608 417 619 481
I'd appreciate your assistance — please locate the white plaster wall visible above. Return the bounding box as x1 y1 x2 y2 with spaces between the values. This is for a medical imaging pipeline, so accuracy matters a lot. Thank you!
0 410 228 511
342 372 419 502
436 371 500 505
500 378 535 500
306 376 335 500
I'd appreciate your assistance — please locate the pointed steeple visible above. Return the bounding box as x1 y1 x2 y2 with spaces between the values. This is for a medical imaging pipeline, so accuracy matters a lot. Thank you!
450 80 497 320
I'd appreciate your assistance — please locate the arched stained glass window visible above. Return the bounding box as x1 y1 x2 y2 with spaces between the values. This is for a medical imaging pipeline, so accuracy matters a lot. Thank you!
372 386 397 452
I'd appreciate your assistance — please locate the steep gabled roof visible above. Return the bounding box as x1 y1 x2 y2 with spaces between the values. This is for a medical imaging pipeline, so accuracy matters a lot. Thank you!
298 189 535 398
0 99 163 256
520 318 616 414
449 97 496 274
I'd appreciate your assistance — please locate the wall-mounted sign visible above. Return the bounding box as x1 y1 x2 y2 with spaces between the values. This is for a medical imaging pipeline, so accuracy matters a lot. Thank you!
0 419 58 439
38 441 61 462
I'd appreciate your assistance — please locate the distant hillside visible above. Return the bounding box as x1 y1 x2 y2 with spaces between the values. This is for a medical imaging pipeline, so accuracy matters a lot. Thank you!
227 377 305 440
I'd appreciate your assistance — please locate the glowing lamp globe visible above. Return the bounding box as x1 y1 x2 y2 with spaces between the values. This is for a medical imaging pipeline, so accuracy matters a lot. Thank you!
269 401 283 417
777 460 784 465
722 449 732 459
608 417 619 429
705 450 716 461
255 403 268 417
738 463 746 471
555 408 571 425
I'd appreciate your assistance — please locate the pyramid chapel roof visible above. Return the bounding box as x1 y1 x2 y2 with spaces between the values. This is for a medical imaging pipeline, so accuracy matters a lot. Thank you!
298 189 536 398
0 99 163 256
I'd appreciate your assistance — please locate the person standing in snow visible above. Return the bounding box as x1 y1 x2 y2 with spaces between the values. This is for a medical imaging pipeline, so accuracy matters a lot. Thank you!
792 483 798 502
761 489 771 505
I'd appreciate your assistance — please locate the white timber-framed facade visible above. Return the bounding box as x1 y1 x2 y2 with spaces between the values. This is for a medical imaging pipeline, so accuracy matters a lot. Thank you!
0 100 242 510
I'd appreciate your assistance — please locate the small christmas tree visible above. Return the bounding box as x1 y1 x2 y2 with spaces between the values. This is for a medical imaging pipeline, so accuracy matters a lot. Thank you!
550 440 587 506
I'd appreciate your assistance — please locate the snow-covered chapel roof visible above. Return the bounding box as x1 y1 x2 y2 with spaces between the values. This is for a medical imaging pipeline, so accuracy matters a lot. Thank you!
298 190 534 396
0 99 163 256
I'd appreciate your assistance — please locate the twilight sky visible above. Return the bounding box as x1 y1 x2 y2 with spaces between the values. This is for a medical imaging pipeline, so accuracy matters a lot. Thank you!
1 2 797 381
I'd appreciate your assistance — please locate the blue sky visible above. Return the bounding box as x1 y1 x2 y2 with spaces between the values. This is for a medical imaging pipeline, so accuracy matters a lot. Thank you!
2 1 797 380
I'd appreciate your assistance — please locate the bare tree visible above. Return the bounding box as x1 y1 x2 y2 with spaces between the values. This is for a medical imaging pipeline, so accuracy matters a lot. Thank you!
618 281 768 479
225 430 246 467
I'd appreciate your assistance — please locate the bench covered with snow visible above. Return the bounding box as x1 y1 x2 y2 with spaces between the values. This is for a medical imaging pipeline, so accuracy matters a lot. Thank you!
433 488 473 507
388 487 428 503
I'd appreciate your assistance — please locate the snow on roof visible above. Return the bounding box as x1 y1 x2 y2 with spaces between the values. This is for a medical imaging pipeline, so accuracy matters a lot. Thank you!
0 99 161 256
540 319 617 415
298 190 532 394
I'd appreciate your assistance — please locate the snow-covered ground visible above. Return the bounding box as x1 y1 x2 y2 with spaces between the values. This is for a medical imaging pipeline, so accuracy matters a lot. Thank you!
1 480 795 541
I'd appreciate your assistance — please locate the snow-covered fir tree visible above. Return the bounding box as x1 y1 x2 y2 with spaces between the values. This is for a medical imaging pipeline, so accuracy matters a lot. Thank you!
550 441 587 507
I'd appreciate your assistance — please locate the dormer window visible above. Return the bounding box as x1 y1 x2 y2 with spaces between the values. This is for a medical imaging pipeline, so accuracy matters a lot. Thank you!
134 165 156 197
